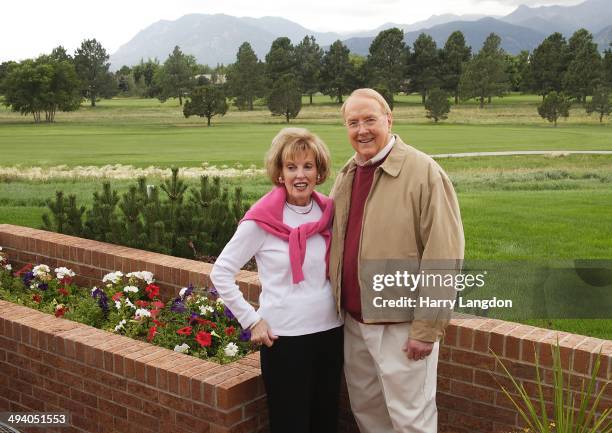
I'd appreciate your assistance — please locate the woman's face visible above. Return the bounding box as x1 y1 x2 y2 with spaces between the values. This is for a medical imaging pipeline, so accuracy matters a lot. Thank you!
281 150 318 206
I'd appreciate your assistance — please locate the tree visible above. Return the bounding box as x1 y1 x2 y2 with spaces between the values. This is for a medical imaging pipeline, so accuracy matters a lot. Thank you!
365 28 408 104
265 37 296 83
459 33 509 108
268 74 302 122
586 87 611 123
225 42 265 110
564 29 602 103
2 56 81 123
295 36 323 104
505 51 529 92
408 33 441 104
527 33 570 97
440 31 471 104
538 91 571 126
424 88 451 122
602 47 612 89
74 39 115 106
183 85 228 126
154 46 197 105
133 58 160 97
320 40 356 103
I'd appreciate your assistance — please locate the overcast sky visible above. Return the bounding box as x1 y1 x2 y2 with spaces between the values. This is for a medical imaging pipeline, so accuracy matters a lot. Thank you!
1 0 585 62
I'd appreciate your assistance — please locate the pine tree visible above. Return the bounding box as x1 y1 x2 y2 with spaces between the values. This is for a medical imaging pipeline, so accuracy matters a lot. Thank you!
538 91 571 126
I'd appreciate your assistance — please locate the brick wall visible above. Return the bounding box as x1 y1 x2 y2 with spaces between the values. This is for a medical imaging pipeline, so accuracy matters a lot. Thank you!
0 224 610 433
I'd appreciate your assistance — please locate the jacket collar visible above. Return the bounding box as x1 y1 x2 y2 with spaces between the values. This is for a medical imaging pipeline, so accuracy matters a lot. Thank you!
340 134 408 178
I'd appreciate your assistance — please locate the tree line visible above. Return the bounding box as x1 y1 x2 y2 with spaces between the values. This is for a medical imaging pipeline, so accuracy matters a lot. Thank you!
1 28 611 124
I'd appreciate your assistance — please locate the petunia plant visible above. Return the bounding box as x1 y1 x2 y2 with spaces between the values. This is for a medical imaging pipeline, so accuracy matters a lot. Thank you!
0 248 252 364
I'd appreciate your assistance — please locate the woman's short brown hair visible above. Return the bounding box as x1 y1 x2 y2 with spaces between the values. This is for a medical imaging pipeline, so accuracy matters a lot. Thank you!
265 127 331 185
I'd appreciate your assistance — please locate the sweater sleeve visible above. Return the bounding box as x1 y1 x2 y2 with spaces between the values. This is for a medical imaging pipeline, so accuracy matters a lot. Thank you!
210 220 266 329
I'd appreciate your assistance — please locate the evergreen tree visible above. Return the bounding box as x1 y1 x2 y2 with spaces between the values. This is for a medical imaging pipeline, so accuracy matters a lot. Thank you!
586 86 611 123
564 29 602 103
440 31 471 104
84 182 121 242
320 40 355 103
183 85 228 126
505 51 529 92
265 37 296 83
225 42 265 110
538 91 571 126
133 58 160 98
74 39 116 106
154 46 197 105
604 47 612 89
424 88 451 122
42 191 85 236
408 33 441 104
365 28 408 104
295 36 323 104
459 33 509 108
268 74 302 122
527 33 570 97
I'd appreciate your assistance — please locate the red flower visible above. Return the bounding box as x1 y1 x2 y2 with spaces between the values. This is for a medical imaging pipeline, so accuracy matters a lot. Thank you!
176 326 193 336
112 292 124 301
14 263 33 277
147 326 157 342
150 309 161 319
32 294 42 304
60 276 72 286
195 318 217 329
151 300 165 309
195 331 212 347
152 319 165 327
135 300 149 308
58 287 69 297
145 284 160 300
54 306 68 318
225 326 235 336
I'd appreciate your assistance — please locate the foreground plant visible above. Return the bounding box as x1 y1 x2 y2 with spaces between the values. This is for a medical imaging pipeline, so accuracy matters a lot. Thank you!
0 250 251 363
494 341 611 433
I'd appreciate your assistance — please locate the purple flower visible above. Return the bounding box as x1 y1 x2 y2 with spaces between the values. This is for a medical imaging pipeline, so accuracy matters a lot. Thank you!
239 329 251 342
39 283 48 291
224 306 235 320
184 284 194 298
171 297 186 314
91 287 109 316
22 271 34 287
188 312 200 326
208 286 218 298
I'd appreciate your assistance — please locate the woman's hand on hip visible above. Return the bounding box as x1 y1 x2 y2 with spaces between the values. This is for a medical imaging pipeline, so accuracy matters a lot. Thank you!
250 319 278 347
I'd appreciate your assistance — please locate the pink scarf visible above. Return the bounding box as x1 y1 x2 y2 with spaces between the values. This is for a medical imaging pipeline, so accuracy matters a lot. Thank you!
241 186 334 284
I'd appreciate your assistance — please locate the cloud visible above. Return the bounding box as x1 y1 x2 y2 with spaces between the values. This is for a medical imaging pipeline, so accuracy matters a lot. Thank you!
472 0 584 6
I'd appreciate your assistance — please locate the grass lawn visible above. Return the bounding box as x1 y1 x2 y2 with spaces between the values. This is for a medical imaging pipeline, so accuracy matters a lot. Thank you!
0 95 610 339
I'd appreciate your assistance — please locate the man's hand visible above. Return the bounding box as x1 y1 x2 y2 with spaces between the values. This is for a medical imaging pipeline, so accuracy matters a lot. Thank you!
250 319 278 347
403 338 433 361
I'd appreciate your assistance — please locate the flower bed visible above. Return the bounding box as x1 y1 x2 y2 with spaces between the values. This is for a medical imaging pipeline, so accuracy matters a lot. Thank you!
0 249 251 364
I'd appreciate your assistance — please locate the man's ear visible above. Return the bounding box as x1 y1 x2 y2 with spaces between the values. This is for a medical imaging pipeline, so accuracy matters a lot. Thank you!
387 113 393 130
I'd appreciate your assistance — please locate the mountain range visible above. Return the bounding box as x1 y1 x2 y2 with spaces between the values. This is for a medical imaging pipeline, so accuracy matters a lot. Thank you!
109 0 612 69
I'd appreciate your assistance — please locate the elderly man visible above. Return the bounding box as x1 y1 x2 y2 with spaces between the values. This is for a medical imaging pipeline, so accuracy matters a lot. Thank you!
329 88 464 433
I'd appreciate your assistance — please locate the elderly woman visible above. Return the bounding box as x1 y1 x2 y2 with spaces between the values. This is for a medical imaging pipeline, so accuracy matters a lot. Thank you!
210 127 343 433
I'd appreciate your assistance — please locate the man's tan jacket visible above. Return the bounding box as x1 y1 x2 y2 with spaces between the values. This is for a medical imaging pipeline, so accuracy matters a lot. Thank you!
329 135 465 342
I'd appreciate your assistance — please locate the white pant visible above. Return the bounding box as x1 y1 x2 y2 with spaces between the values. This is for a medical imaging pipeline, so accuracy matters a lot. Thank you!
344 314 439 433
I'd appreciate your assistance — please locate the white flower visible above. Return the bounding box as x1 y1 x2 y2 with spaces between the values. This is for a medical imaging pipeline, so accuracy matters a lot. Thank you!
123 285 139 293
114 319 127 332
54 267 75 280
173 343 190 353
224 342 239 357
102 271 124 284
179 287 188 298
125 298 136 309
32 264 50 277
199 305 214 316
4 264 11 271
134 308 151 319
211 330 220 338
126 271 154 284
115 300 122 310
216 298 224 305
0 246 3 251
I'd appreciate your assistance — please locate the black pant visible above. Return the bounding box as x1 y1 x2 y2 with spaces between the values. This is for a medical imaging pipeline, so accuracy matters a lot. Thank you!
260 326 344 433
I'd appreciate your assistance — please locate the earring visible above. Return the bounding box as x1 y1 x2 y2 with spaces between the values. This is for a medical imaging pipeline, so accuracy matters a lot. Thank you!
278 177 284 183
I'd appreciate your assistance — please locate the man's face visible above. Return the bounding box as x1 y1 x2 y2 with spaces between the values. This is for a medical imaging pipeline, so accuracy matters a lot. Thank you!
343 95 392 161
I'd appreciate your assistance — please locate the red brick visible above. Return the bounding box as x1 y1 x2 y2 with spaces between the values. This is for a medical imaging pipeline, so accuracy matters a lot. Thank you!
438 361 473 383
450 380 494 404
451 348 495 370
216 371 261 410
